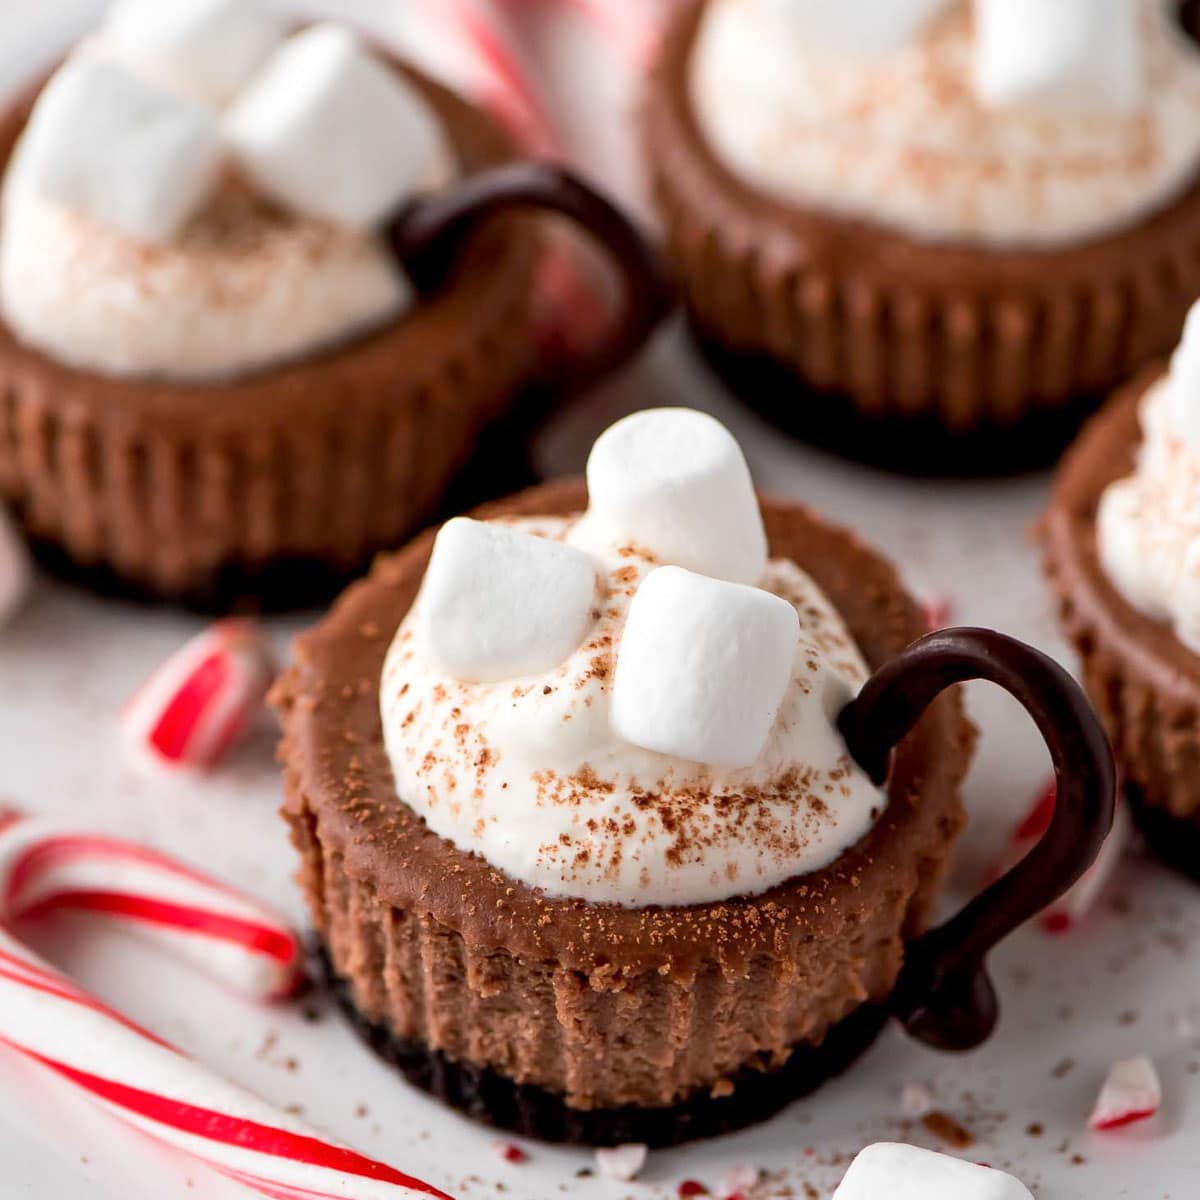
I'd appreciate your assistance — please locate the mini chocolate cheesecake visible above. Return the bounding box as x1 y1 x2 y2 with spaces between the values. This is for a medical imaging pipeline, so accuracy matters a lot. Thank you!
276 410 1114 1145
0 9 665 608
641 0 1200 475
1044 355 1200 882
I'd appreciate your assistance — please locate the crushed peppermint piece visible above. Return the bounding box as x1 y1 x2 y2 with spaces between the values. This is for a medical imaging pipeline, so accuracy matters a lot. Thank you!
721 1164 761 1197
921 595 954 630
595 1143 647 1181
1090 1056 1161 1131
494 1142 527 1164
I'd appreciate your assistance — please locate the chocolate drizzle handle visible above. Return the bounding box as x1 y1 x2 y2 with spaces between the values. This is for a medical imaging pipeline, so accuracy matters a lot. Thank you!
838 627 1116 1051
388 162 671 392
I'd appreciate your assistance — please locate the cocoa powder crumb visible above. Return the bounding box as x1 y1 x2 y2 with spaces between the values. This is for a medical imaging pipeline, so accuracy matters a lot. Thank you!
920 1110 974 1149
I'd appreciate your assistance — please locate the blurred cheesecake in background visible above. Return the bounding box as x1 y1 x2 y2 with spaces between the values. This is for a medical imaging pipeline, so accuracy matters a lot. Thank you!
0 0 664 608
642 0 1200 474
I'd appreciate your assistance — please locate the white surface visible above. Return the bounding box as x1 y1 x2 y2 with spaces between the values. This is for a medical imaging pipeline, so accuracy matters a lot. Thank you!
2 4 1200 1199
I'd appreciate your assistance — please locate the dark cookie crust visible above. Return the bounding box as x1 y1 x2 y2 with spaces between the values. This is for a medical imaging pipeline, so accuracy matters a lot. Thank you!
316 940 889 1148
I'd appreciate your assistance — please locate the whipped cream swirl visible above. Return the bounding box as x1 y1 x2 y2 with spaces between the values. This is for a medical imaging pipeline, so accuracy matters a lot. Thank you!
690 0 1200 245
1097 355 1200 653
380 514 886 908
0 173 410 380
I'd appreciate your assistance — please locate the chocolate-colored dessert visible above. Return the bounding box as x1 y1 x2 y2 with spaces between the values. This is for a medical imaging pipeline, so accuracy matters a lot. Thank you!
0 7 664 607
276 410 1114 1145
641 0 1200 474
1045 316 1200 880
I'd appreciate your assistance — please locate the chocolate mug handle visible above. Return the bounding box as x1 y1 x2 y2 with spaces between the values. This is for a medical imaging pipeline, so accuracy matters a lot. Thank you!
387 162 671 392
837 627 1116 1052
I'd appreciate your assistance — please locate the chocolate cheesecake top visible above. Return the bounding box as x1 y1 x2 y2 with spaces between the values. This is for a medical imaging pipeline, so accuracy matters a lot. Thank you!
274 479 974 977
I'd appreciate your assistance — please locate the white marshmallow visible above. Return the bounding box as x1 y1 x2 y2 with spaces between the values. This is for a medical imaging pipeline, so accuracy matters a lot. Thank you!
833 1144 1034 1200
12 57 221 244
418 518 598 684
1165 299 1200 452
584 408 767 586
0 506 31 627
973 0 1141 113
611 565 799 769
758 0 952 57
225 24 451 230
103 0 285 107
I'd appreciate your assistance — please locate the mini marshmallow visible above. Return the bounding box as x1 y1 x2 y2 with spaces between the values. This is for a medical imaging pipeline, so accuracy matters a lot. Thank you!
14 57 221 243
612 565 799 769
225 24 451 230
103 0 285 107
0 506 31 627
832 1143 1034 1200
974 0 1142 113
419 518 598 684
585 409 767 586
758 0 952 57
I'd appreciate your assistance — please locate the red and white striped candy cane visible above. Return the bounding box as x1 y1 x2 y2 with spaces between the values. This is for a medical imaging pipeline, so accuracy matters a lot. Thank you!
425 0 618 358
438 0 560 157
122 619 276 770
0 813 302 998
0 813 450 1200
547 0 666 65
987 782 1132 933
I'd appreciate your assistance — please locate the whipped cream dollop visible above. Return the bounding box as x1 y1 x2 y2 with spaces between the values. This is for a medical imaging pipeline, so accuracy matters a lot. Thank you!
1097 309 1200 651
0 12 452 380
380 409 888 907
690 0 1200 245
0 174 410 380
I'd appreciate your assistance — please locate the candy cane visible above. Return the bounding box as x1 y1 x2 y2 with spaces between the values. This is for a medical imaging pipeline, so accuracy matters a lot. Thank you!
122 619 276 770
988 782 1131 933
426 0 619 359
547 0 664 66
0 813 451 1200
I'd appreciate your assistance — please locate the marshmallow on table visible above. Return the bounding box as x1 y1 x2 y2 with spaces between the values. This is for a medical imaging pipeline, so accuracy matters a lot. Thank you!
0 506 31 627
974 0 1142 113
832 1143 1034 1200
102 0 284 107
612 565 799 769
585 408 767 586
13 57 221 244
419 518 598 683
225 24 451 231
758 0 952 56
